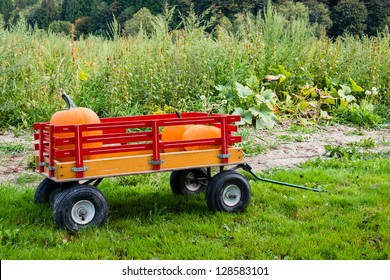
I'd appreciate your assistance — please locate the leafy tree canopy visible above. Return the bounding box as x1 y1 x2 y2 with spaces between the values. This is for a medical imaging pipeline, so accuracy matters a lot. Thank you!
0 0 388 37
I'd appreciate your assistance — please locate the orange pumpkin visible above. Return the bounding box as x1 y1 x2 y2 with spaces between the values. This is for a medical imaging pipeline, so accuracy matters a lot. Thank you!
162 124 192 152
50 92 102 161
182 125 221 151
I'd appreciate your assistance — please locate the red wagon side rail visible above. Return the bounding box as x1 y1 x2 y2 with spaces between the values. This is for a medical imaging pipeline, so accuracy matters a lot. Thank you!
33 112 244 182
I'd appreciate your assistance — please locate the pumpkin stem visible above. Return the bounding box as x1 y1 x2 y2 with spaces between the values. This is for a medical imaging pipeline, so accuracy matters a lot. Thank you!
60 90 78 110
175 110 182 118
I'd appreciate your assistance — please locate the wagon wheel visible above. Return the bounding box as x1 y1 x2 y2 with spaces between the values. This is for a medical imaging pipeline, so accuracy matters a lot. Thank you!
49 188 63 206
34 178 62 204
206 170 251 212
53 185 109 232
170 168 209 195
50 179 102 207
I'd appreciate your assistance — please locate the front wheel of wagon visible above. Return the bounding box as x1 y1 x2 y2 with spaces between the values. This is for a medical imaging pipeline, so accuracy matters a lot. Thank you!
170 169 208 195
206 170 251 212
53 185 108 232
34 178 61 204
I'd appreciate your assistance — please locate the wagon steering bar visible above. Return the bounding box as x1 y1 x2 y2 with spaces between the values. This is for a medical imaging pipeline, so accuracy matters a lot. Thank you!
240 163 324 192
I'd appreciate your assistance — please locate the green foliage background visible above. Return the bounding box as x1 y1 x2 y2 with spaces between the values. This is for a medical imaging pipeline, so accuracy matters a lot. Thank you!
0 5 389 129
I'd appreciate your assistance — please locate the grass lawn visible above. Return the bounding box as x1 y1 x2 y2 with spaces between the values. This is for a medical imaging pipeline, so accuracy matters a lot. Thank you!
0 152 389 260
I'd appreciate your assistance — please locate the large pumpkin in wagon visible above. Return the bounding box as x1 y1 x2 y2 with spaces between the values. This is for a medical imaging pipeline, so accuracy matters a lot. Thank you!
162 124 193 152
50 92 102 161
182 125 221 151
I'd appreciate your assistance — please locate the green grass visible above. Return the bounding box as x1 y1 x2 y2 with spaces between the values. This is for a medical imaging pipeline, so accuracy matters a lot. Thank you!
0 153 389 260
0 141 27 154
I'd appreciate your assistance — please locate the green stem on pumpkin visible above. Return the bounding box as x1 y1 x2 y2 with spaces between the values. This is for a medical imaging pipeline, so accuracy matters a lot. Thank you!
60 90 78 110
175 110 182 118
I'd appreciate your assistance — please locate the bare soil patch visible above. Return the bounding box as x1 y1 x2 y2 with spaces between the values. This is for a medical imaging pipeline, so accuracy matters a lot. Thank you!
244 124 389 172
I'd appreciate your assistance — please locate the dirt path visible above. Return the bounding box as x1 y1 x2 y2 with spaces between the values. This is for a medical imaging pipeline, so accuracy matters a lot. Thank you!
244 124 390 172
0 129 35 186
0 125 389 186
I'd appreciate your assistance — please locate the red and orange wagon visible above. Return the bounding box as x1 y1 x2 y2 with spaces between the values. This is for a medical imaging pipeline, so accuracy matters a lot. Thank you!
33 112 252 232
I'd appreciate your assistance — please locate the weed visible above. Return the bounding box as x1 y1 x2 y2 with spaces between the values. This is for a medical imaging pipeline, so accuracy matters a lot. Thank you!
15 174 41 185
0 141 27 154
276 134 309 143
288 124 317 134
346 129 366 136
277 134 294 142
333 101 384 128
324 144 359 159
381 137 390 146
0 228 20 246
236 127 270 156
354 138 376 149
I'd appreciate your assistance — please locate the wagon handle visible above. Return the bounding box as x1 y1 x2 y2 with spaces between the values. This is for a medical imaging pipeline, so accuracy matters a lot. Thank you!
241 163 325 193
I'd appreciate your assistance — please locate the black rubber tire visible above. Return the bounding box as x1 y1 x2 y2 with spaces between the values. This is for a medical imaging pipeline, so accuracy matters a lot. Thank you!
49 188 63 207
34 178 61 204
170 168 208 195
53 185 108 232
206 170 251 212
52 186 78 229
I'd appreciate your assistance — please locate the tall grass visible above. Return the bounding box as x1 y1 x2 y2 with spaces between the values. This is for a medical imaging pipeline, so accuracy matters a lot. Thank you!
0 7 389 129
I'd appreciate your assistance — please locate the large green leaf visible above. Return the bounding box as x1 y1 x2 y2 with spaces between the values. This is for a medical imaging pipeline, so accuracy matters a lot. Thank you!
235 82 253 99
245 76 259 90
255 89 277 109
215 85 227 92
255 103 278 129
338 85 352 97
242 110 253 124
320 110 332 120
262 89 277 102
349 78 364 93
277 65 291 79
320 89 337 105
255 94 265 105
298 101 310 111
233 107 253 125
215 84 235 99
262 89 277 108
249 107 260 117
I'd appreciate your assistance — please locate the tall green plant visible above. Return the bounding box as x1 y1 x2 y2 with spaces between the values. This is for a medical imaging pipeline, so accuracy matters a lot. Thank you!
0 7 389 130
216 76 278 129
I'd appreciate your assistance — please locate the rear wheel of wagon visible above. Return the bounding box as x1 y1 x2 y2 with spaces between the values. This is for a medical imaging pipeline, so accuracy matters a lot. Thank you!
34 178 61 204
53 185 108 232
170 168 208 195
206 170 251 212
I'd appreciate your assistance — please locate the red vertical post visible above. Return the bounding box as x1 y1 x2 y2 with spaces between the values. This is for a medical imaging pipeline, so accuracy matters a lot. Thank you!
220 117 228 164
38 123 44 173
48 125 55 177
74 125 85 178
151 121 161 170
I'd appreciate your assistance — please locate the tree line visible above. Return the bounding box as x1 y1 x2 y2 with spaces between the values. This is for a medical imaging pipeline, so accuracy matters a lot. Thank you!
0 0 389 38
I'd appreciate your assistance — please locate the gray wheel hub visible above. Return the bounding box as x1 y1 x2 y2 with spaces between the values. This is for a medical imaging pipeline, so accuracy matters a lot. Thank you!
222 185 241 206
71 200 95 225
185 172 203 192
